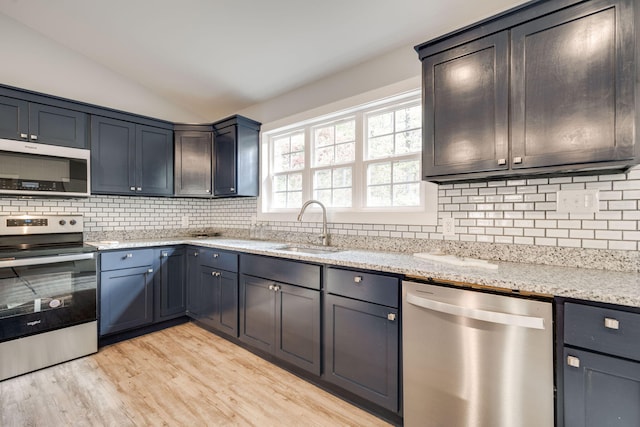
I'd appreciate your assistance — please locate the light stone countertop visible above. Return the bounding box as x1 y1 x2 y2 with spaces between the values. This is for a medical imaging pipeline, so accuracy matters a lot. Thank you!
89 237 640 309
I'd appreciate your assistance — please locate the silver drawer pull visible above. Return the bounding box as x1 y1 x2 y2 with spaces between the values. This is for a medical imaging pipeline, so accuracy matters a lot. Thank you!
136 187 142 191
130 186 136 191
147 268 153 274
30 134 38 140
498 158 506 165
213 254 219 259
604 317 620 330
212 271 220 277
513 156 523 164
194 252 199 257
268 284 275 290
354 276 363 283
126 253 133 258
162 252 169 257
567 355 580 368
387 313 396 321
20 133 28 139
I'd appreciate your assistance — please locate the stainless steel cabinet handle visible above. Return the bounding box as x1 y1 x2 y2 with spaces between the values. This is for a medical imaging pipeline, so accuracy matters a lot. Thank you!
406 291 545 330
387 313 396 321
567 355 580 368
206 189 210 193
211 271 221 277
230 187 235 192
126 253 133 258
268 284 275 290
30 134 38 140
136 187 142 191
147 268 153 274
604 317 620 330
20 133 28 139
194 252 199 257
274 285 280 291
498 158 506 165
162 252 169 257
130 186 136 191
354 276 363 283
513 156 523 164
213 254 219 259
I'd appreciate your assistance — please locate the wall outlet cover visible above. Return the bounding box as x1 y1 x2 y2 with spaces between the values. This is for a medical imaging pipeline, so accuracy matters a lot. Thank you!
556 189 599 213
442 217 456 236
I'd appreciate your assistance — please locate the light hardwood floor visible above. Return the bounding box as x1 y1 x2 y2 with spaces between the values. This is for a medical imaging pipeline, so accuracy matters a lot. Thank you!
0 323 391 426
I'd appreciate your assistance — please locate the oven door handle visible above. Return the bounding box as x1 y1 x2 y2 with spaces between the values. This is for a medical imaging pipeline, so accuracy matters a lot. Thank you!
0 252 95 268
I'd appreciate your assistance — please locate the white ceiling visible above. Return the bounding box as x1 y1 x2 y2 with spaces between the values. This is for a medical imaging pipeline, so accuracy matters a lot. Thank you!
0 0 526 123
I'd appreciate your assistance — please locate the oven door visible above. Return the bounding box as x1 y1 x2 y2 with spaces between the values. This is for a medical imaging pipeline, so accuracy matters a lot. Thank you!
0 252 96 342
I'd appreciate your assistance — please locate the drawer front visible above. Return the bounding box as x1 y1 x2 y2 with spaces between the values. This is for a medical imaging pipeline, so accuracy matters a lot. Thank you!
198 248 238 272
240 254 321 290
565 302 640 362
326 267 399 307
101 249 155 271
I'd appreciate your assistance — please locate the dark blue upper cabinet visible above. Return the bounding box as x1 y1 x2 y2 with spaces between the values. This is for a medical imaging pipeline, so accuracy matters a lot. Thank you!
0 95 87 148
91 116 173 196
212 115 260 197
416 0 639 182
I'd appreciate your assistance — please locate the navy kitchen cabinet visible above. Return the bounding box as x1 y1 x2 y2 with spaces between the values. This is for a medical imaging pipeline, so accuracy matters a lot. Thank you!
0 95 87 148
99 249 155 336
563 302 640 426
212 115 260 197
174 127 213 197
187 247 239 337
324 267 400 412
91 115 173 196
416 0 638 182
239 254 321 375
154 247 187 322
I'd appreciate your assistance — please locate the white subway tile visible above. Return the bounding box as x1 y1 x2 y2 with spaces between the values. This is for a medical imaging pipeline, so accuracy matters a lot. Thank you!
514 236 534 245
547 229 569 238
558 239 581 248
608 221 636 230
582 240 608 249
610 241 637 250
595 230 622 240
535 237 557 246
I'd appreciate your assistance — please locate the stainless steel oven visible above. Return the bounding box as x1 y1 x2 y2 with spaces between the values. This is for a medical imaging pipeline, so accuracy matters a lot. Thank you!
0 215 97 381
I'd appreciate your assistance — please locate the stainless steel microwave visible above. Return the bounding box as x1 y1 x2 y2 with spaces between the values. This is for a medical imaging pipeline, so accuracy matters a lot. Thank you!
0 138 90 197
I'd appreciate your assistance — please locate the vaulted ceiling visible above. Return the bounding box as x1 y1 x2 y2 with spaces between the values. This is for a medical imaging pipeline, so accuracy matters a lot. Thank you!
0 0 526 123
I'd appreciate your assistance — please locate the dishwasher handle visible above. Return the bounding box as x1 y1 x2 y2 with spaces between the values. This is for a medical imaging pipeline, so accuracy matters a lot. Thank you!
406 291 545 330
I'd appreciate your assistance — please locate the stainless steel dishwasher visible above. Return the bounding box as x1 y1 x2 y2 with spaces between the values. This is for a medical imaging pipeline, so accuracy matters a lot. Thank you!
402 281 554 427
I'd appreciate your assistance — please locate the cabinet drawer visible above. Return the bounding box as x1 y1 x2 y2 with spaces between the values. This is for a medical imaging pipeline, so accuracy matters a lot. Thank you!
101 249 154 271
240 254 321 290
565 303 640 362
198 248 238 272
326 267 398 308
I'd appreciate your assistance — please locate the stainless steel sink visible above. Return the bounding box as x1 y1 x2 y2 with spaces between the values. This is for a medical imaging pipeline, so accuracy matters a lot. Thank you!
277 244 342 255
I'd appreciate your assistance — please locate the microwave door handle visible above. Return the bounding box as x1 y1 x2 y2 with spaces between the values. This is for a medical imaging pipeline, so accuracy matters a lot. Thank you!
0 252 95 268
406 292 545 330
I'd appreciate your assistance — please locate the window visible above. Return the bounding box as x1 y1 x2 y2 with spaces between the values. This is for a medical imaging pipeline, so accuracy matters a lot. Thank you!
260 90 438 225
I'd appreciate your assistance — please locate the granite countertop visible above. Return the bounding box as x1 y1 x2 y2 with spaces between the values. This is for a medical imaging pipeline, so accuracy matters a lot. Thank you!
89 237 640 309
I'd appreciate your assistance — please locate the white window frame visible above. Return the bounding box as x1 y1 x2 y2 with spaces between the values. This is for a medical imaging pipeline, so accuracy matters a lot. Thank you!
258 84 438 226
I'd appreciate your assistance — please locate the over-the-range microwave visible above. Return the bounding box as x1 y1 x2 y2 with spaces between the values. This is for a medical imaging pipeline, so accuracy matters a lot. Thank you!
0 138 90 198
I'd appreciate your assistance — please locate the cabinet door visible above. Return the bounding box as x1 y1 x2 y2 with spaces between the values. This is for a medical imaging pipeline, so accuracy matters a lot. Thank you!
155 248 186 322
511 0 635 169
100 266 154 336
29 103 87 148
275 283 321 375
422 31 509 177
239 275 275 353
564 348 640 426
91 116 136 194
186 248 201 317
174 131 212 196
0 96 28 141
136 125 174 196
198 266 238 336
213 126 237 196
324 294 399 412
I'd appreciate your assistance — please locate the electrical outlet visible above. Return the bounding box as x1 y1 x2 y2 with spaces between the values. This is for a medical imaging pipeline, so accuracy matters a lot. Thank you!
442 217 456 236
181 216 189 228
557 189 599 213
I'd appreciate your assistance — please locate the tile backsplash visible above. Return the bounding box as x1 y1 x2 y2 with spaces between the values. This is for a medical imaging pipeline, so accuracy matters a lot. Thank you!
0 166 638 271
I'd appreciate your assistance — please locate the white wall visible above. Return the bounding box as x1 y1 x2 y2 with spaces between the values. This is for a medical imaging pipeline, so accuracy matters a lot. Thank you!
0 14 206 123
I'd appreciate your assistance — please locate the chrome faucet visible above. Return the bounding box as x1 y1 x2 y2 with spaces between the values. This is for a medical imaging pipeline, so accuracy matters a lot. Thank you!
297 199 329 246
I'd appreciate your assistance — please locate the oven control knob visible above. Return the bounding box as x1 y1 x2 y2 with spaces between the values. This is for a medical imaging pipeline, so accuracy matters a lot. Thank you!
59 220 66 226
70 219 77 226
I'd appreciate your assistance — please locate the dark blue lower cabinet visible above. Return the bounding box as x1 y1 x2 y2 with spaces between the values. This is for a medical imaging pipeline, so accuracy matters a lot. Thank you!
239 274 321 375
155 247 186 322
564 347 640 426
100 266 154 336
324 294 399 412
198 266 238 336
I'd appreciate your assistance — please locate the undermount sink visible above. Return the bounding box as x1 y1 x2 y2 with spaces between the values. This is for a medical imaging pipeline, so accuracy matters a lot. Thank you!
277 244 342 255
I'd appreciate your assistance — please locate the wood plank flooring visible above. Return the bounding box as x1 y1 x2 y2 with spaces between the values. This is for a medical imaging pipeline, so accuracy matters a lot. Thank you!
0 323 391 426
